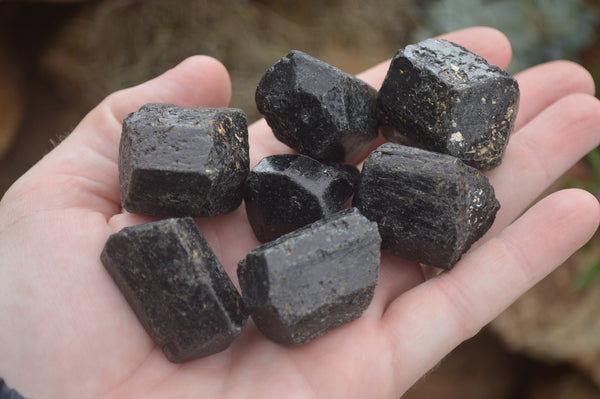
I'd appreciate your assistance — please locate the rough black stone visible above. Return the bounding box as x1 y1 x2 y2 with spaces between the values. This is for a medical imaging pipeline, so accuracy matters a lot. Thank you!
353 143 500 269
256 50 379 163
119 103 249 217
237 208 381 345
100 217 248 363
377 38 520 170
244 154 359 242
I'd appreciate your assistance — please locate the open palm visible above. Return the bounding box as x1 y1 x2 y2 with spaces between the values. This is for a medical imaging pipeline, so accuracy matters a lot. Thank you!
1 27 600 399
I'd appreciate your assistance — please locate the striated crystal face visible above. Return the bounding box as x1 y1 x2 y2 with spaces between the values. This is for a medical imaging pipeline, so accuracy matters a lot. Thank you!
119 103 249 217
256 50 379 163
100 217 248 363
353 142 500 269
237 208 381 345
244 154 359 242
377 38 519 170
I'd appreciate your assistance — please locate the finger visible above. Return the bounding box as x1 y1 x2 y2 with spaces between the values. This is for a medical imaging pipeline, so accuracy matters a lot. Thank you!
248 119 295 168
63 55 231 166
513 60 595 131
381 188 600 393
367 256 425 317
248 26 513 166
357 27 512 92
11 56 232 218
104 56 232 124
486 93 600 236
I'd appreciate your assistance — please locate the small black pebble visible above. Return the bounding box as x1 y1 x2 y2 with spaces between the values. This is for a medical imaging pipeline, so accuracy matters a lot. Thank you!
244 154 359 242
119 103 249 217
256 50 379 163
100 217 248 363
377 39 519 170
353 143 500 269
238 208 381 345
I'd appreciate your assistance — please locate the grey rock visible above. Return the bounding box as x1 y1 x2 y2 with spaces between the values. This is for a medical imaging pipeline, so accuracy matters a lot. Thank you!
119 103 249 217
100 217 248 363
237 208 380 345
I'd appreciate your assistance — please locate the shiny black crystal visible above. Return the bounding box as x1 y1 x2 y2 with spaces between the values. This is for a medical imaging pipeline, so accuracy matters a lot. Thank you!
377 39 519 170
119 103 249 217
353 143 499 269
237 208 380 345
256 50 379 163
100 217 248 363
244 154 359 242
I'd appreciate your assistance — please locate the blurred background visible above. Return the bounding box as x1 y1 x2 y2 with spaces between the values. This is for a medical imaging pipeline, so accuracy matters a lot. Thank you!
1 0 600 397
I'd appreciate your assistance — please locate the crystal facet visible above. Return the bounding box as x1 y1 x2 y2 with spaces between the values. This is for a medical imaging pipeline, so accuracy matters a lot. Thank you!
377 39 519 170
353 143 500 269
237 208 380 345
100 217 248 363
244 154 359 242
119 103 249 217
256 50 379 162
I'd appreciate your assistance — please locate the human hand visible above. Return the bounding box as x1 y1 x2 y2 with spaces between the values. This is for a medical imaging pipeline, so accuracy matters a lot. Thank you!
1 27 599 399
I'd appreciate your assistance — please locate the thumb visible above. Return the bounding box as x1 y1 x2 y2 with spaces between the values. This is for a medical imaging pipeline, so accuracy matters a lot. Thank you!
3 56 232 219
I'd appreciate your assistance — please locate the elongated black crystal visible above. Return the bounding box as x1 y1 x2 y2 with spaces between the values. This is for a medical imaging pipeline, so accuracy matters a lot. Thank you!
256 50 379 162
353 143 499 269
119 103 249 217
237 208 381 345
377 39 519 170
244 154 359 242
100 217 248 363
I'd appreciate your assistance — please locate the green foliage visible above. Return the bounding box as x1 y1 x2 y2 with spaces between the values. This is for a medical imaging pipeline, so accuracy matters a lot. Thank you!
414 0 598 73
574 258 600 291
586 147 600 184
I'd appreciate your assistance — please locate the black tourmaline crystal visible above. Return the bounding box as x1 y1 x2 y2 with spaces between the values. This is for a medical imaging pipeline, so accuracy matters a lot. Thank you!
244 154 359 242
377 38 519 170
353 143 499 269
119 103 249 217
100 217 248 363
256 50 379 163
237 208 381 345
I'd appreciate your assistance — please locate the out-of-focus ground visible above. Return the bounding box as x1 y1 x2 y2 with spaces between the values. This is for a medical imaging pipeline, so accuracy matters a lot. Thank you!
2 1 600 398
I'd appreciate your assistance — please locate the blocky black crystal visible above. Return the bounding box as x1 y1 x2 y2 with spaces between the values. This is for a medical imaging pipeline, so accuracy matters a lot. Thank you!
237 208 381 345
100 217 248 363
256 50 379 163
244 154 359 242
353 143 499 269
377 38 519 170
119 103 249 217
